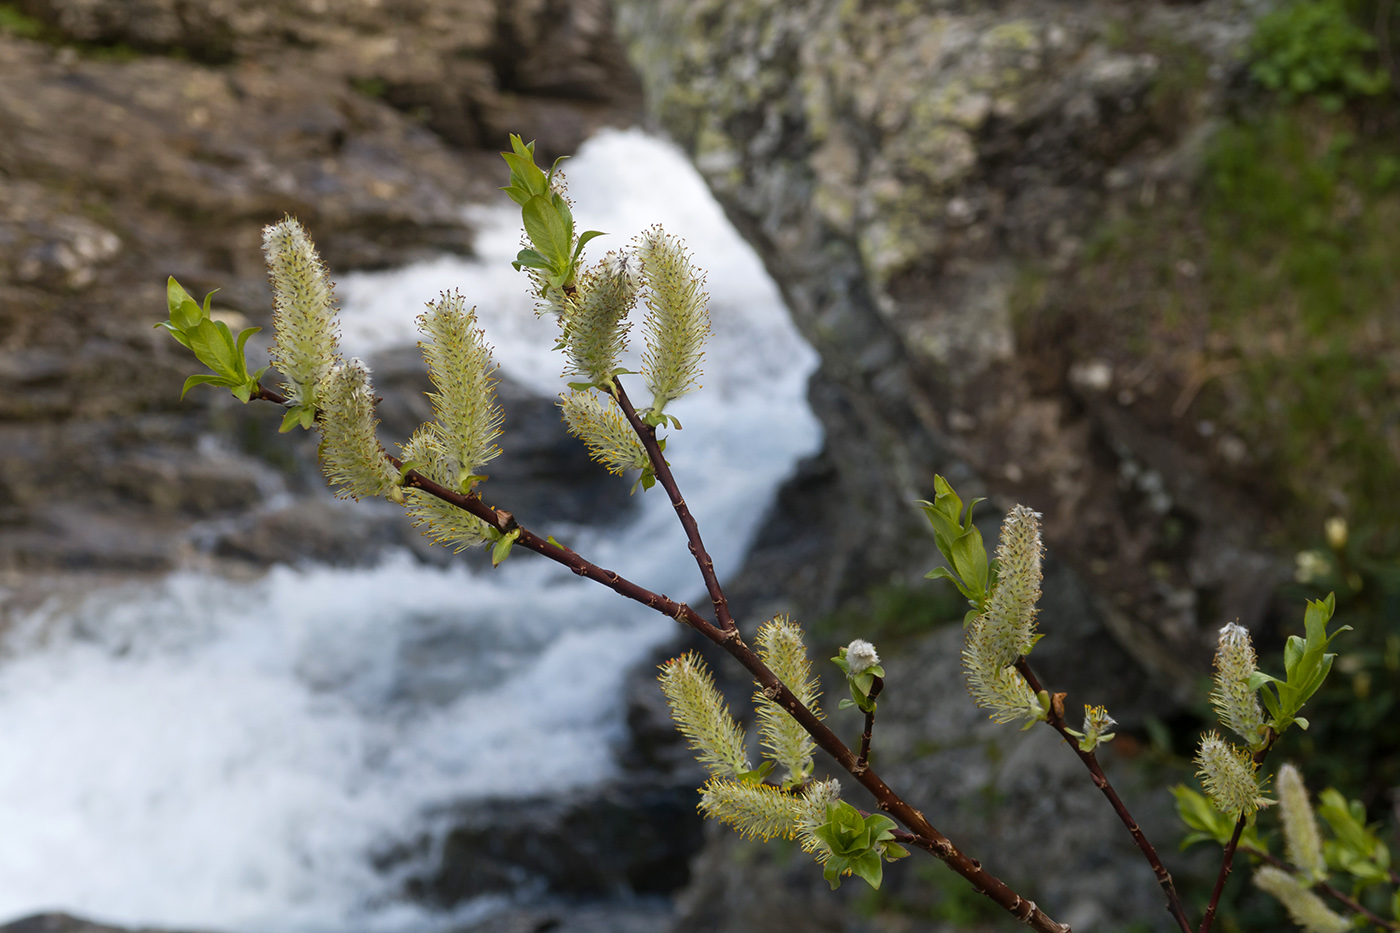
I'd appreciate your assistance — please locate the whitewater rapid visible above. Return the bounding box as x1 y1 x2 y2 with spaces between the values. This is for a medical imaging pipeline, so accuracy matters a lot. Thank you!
0 129 821 932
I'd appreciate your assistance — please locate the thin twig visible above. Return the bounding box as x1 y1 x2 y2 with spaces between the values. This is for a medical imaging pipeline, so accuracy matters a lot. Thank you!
1015 659 1195 933
857 675 884 772
1255 851 1400 931
244 384 1073 933
611 381 736 631
1199 816 1247 933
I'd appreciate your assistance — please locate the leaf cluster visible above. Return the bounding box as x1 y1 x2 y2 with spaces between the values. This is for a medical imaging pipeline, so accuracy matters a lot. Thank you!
1250 594 1350 734
502 134 602 293
811 801 909 890
157 278 266 402
918 476 993 623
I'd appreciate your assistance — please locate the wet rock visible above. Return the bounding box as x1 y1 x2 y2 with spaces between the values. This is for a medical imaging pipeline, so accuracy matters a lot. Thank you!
400 778 704 906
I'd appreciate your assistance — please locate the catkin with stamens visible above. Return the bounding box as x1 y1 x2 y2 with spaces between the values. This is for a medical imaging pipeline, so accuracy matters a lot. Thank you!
1278 763 1327 880
417 292 503 483
962 623 1046 725
559 389 649 475
699 779 801 841
980 506 1044 669
659 653 749 780
318 359 397 500
399 428 494 551
795 779 843 865
560 252 636 386
635 227 709 411
1253 867 1351 933
1196 731 1268 817
263 217 341 409
754 616 821 784
1212 622 1269 751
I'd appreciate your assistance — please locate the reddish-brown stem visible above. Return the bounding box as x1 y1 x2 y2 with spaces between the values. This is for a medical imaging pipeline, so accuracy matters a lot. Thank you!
1199 815 1247 933
610 381 736 632
1255 851 1400 931
244 384 1072 933
857 675 884 771
1015 658 1194 933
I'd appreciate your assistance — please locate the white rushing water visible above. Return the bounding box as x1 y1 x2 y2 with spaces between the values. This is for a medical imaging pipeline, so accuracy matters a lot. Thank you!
0 129 820 933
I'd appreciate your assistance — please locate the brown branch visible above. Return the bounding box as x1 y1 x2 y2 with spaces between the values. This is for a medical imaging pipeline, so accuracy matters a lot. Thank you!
611 381 737 632
1015 658 1194 933
1199 815 1247 933
1255 851 1400 931
244 385 1072 933
857 675 884 771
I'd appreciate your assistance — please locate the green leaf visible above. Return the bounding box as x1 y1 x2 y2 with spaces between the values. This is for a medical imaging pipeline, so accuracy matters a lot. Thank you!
491 528 520 567
571 229 606 264
838 698 855 710
925 566 975 601
511 248 554 272
849 849 884 888
280 404 316 432
950 527 989 599
738 760 777 785
181 373 232 398
521 194 573 276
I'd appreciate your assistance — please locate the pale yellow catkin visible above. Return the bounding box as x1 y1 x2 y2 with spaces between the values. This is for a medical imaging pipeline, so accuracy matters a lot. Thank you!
263 217 341 409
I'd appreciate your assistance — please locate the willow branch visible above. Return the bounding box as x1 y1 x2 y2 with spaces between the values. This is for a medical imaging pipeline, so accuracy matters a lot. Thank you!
611 380 736 632
243 384 1071 933
1015 658 1194 933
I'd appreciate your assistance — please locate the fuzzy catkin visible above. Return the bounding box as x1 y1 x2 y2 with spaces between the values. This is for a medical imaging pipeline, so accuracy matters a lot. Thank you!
699 779 800 841
1196 731 1266 817
561 252 636 385
1278 763 1327 879
979 505 1043 669
417 293 502 482
1212 622 1268 750
318 359 397 500
659 653 749 780
558 390 649 475
399 428 494 551
1253 867 1351 933
754 616 821 784
636 227 709 410
263 217 340 409
795 779 843 864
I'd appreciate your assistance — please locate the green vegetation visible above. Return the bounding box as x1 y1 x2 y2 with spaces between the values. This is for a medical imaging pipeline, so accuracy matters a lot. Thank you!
1249 0 1390 109
0 2 42 38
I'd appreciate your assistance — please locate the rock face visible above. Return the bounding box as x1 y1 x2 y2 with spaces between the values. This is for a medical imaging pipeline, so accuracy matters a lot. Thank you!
0 0 641 573
613 0 1283 693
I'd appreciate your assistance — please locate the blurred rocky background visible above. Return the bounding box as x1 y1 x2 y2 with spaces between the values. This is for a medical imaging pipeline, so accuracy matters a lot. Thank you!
1 0 1397 931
